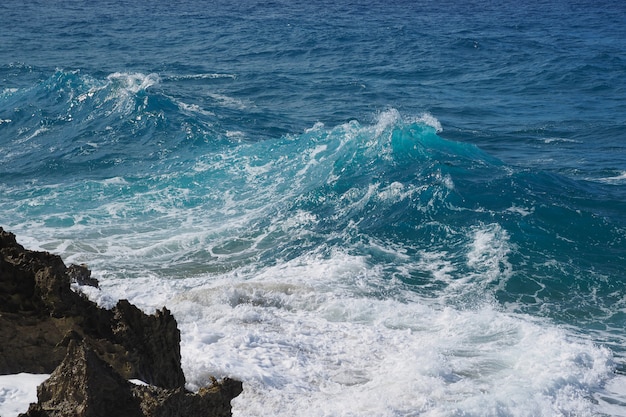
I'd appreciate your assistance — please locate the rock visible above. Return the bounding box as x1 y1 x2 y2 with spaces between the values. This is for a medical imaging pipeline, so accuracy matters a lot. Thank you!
0 227 74 316
21 340 143 417
0 227 242 416
21 341 243 417
0 227 183 386
112 299 185 389
67 264 99 288
132 378 243 417
0 227 85 373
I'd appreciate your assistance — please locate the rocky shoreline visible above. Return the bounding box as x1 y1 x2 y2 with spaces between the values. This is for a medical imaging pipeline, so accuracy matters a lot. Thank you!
0 227 242 417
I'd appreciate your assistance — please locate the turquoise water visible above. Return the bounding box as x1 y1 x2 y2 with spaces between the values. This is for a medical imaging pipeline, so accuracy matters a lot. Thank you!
2 1 626 415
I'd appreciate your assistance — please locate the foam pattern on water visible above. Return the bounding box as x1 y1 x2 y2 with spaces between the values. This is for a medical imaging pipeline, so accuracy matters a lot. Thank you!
2 69 626 416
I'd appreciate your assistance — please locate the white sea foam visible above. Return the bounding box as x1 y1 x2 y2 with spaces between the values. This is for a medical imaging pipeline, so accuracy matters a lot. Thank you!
226 130 247 140
101 72 160 115
295 144 328 178
169 73 237 81
373 108 402 137
101 176 129 185
60 243 614 417
542 137 583 144
413 112 443 133
466 223 512 283
0 373 49 417
2 224 619 417
177 101 216 117
596 375 626 416
506 204 534 216
14 127 49 145
207 92 249 110
2 266 618 417
596 171 626 184
304 122 325 133
106 72 160 94
376 181 409 203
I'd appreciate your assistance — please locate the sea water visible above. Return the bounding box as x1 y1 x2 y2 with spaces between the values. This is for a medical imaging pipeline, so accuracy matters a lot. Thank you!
1 0 626 416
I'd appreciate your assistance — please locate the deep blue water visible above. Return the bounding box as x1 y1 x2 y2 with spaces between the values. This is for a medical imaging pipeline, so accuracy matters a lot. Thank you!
2 1 626 416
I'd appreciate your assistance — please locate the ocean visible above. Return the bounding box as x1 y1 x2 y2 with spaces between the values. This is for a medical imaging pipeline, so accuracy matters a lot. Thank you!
1 0 626 415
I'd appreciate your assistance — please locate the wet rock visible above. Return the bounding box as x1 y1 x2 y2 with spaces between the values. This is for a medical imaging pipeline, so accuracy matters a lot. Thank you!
0 227 183 386
133 378 243 417
21 340 143 417
67 264 99 288
112 300 185 389
21 341 243 417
